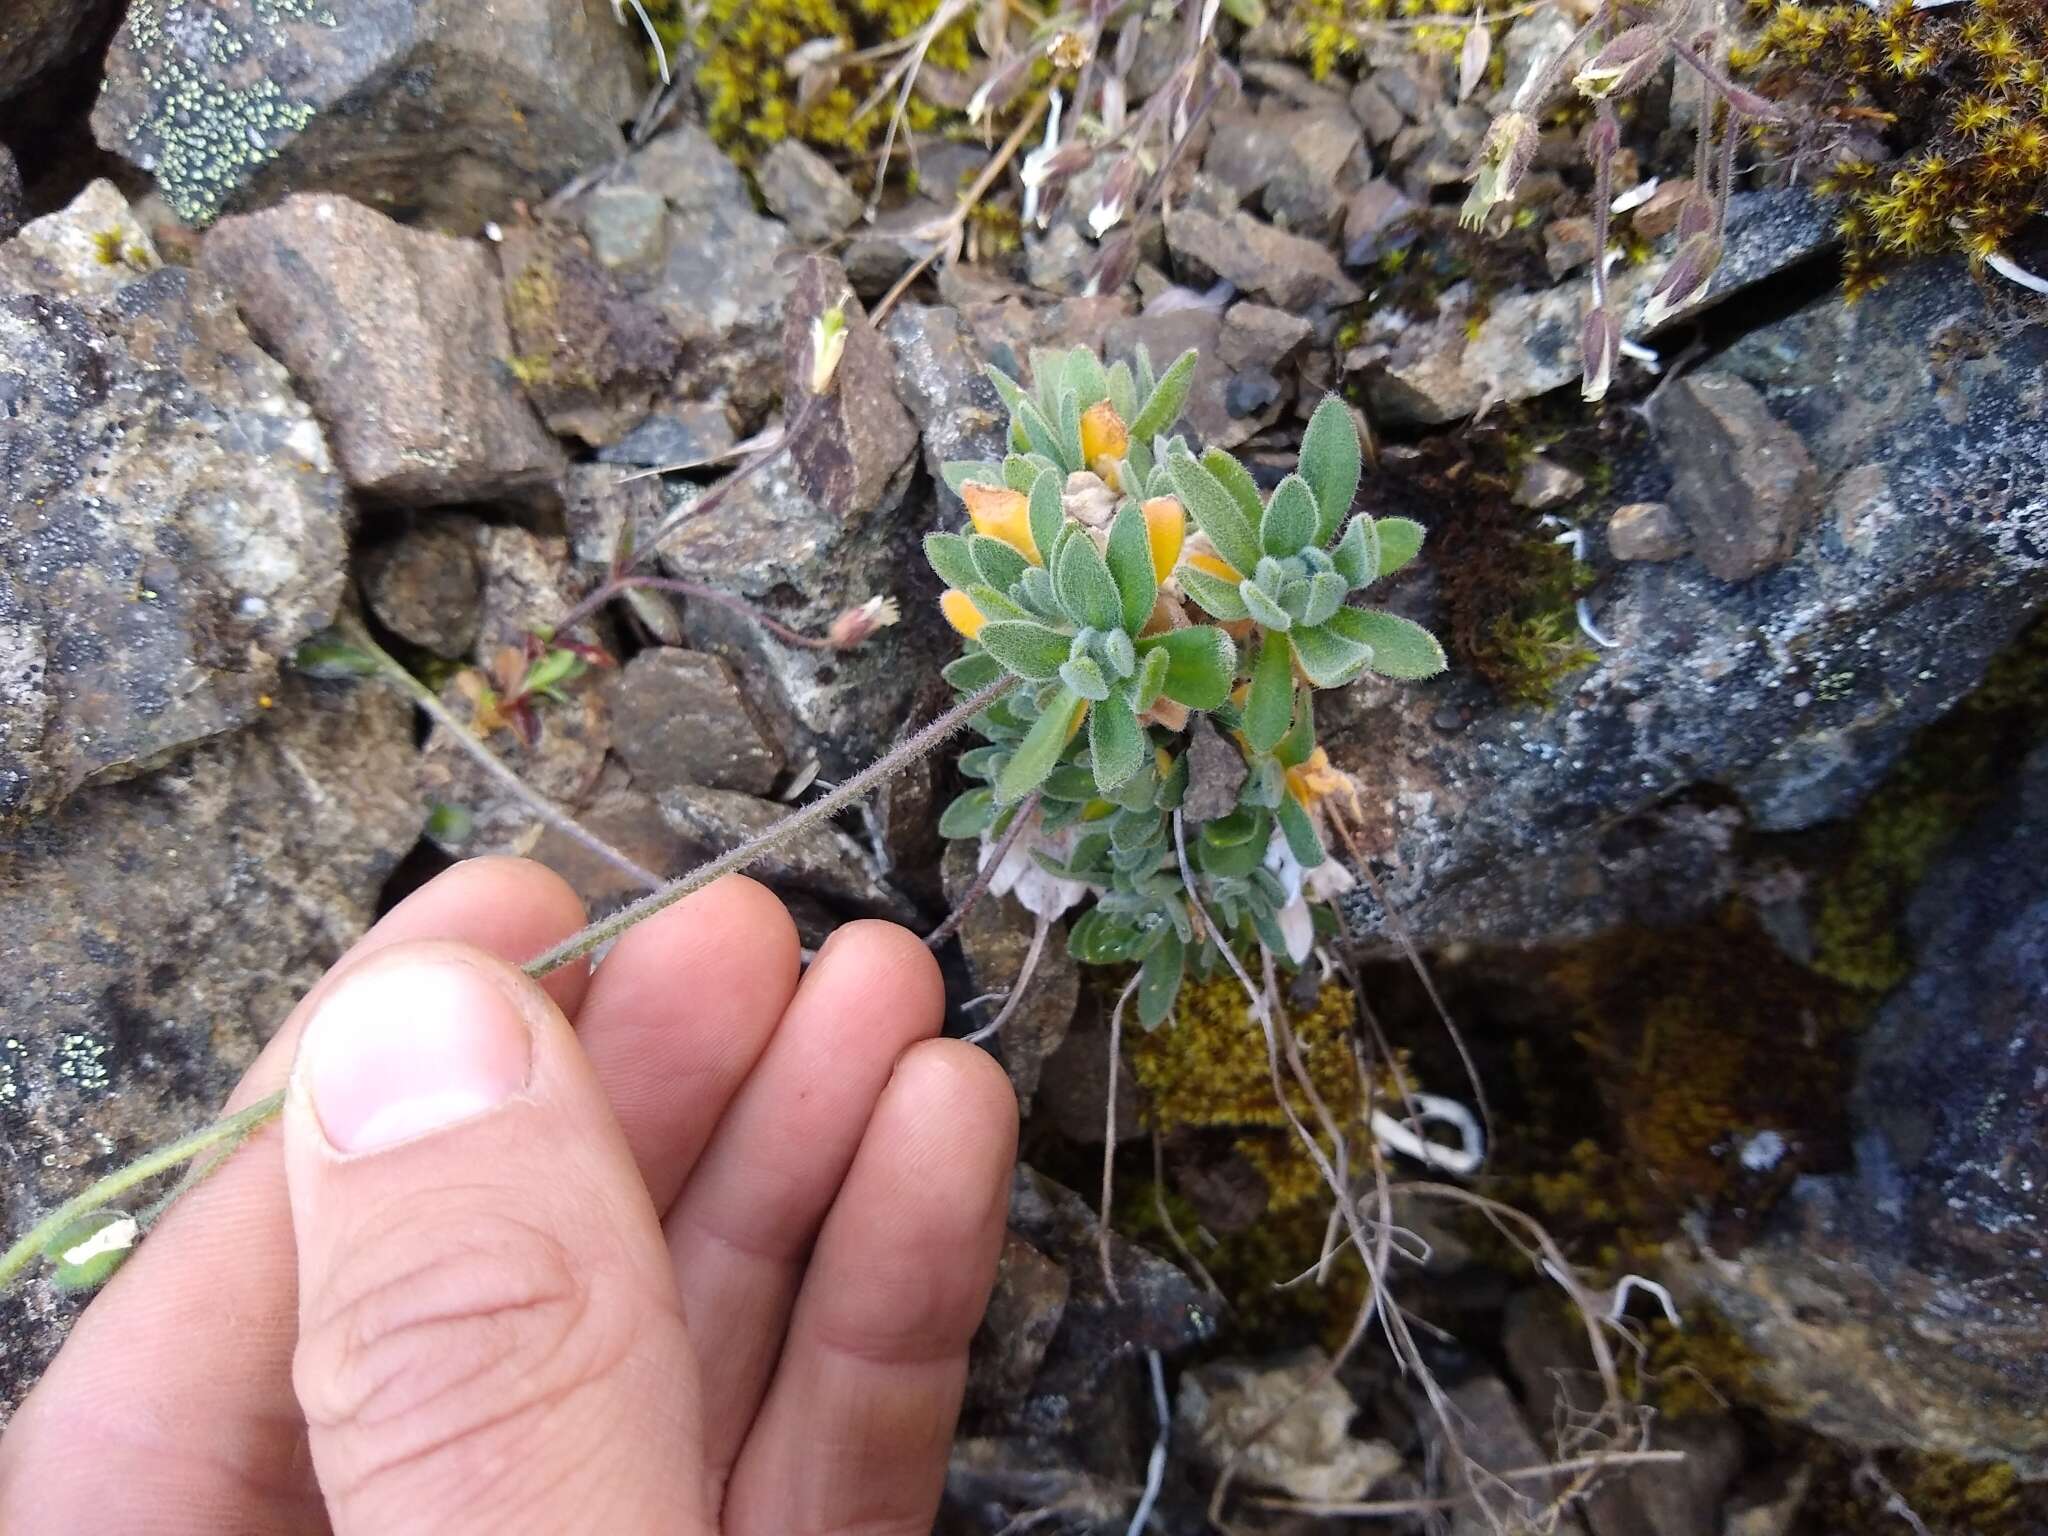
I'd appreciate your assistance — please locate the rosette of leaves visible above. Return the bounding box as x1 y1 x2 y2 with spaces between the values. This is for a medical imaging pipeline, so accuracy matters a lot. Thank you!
926 466 1238 807
957 342 1198 490
1164 396 1442 754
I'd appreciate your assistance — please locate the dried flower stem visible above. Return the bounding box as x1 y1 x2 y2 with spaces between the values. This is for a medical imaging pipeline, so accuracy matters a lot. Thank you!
523 677 1016 976
347 620 664 891
923 790 1043 949
613 576 843 651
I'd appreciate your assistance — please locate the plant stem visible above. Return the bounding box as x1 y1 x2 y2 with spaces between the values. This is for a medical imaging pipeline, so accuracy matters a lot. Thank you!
924 790 1042 949
0 1091 286 1291
615 576 840 651
347 621 664 892
522 677 1016 977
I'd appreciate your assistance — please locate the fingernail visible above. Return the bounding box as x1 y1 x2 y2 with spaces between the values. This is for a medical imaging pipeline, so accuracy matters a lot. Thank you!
298 955 532 1155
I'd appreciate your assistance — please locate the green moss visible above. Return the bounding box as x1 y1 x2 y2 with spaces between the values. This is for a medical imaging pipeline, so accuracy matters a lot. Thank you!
1129 976 1361 1131
1809 615 2048 992
1264 0 1478 79
644 0 978 162
1738 0 2048 294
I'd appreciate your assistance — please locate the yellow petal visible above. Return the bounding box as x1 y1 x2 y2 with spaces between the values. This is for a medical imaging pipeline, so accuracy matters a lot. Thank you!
941 588 987 640
1187 550 1240 583
1067 699 1090 743
1142 496 1186 583
1080 400 1130 480
962 482 1040 564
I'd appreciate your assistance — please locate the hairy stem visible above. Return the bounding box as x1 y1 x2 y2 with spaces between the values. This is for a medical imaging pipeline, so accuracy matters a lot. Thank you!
348 621 664 892
0 1091 286 1291
523 677 1016 976
924 791 1042 949
615 576 841 651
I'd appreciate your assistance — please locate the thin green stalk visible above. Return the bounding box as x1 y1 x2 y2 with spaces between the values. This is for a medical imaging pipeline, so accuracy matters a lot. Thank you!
345 620 664 892
524 677 1016 976
3 677 1015 1296
0 1091 286 1291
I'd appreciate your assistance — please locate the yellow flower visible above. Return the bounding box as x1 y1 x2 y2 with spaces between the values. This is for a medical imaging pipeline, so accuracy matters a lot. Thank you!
962 482 1040 564
1187 549 1240 583
1080 400 1130 484
941 588 987 639
1142 496 1185 583
1286 746 1349 809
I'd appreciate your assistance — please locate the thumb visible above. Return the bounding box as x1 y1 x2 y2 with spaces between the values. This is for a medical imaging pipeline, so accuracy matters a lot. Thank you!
282 940 707 1536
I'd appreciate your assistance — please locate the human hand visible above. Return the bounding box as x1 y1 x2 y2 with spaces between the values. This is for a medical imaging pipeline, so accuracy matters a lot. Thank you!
0 859 1018 1534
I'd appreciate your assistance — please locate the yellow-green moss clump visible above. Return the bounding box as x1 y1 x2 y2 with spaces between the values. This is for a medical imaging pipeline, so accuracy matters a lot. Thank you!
1738 0 2048 294
1266 0 1481 80
1809 615 2048 992
1129 976 1362 1131
645 0 975 161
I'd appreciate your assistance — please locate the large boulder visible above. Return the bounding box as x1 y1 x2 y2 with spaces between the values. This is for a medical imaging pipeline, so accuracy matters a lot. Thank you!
1675 740 2048 1472
201 193 564 505
0 670 425 1413
91 0 639 230
1327 256 2048 950
0 181 348 827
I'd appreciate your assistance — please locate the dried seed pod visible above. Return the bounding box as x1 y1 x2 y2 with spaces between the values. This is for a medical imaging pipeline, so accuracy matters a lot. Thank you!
1574 24 1667 100
1580 304 1620 401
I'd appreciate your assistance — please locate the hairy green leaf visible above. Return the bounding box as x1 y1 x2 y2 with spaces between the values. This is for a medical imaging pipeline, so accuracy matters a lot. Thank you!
1300 570 1348 628
1128 348 1197 443
1137 927 1186 1030
1275 685 1316 769
1299 394 1363 546
1028 468 1064 561
1015 395 1063 464
294 630 381 678
943 650 1005 690
1138 626 1238 710
1375 516 1426 578
1246 632 1296 753
1260 474 1320 556
1053 528 1123 632
969 534 1031 591
941 460 1003 494
1275 791 1326 869
1329 607 1447 678
1088 693 1146 793
1329 514 1381 588
1104 502 1158 634
924 531 981 591
1240 579 1292 632
1062 346 1108 407
940 786 998 838
1289 618 1375 687
978 620 1073 680
1060 654 1112 700
1165 446 1262 577
997 687 1086 803
1178 563 1250 621
1106 360 1138 422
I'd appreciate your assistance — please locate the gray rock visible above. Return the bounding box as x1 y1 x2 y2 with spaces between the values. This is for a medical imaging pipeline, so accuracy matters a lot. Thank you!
1349 77 1407 145
781 255 919 519
1024 222 1096 297
470 524 584 658
1676 740 2048 1473
623 125 795 417
1328 256 2048 950
496 216 685 446
1440 1375 1588 1536
965 1233 1069 1415
1176 1349 1401 1503
92 0 638 230
607 648 785 795
659 454 934 776
1182 717 1250 822
1034 1012 1147 1146
0 0 118 104
580 185 669 274
942 843 1080 1108
0 146 22 241
561 463 670 570
1512 453 1586 511
0 671 423 1413
524 757 689 912
595 399 741 469
1544 213 1599 278
842 202 947 295
201 194 564 504
945 1437 1135 1536
1219 301 1312 373
882 302 1009 487
1494 5 1581 112
1003 1164 1217 1422
1165 204 1362 311
657 783 916 924
754 140 863 243
1103 307 1249 449
359 516 484 658
1347 189 1835 424
1655 372 1819 582
0 182 348 827
1201 106 1365 238
1343 177 1417 265
1608 501 1689 562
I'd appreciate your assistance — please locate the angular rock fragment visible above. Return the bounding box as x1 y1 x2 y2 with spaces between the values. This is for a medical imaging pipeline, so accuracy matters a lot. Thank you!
1165 204 1363 311
202 194 564 504
755 140 863 243
1654 372 1819 582
607 649 785 796
780 256 918 520
358 516 485 658
92 0 639 229
0 182 347 825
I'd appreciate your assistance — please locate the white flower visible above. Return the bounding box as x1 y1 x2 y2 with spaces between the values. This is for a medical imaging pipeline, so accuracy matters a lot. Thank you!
1263 828 1357 964
983 812 1092 920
